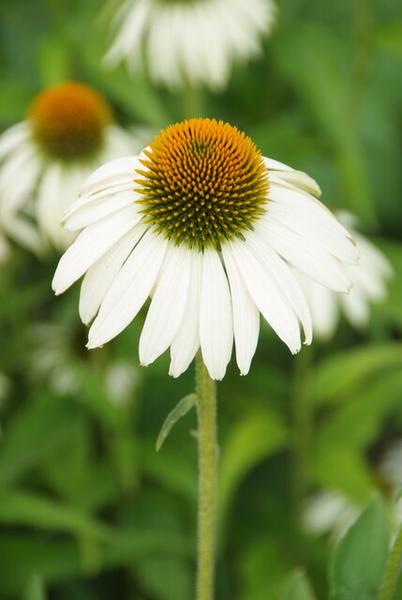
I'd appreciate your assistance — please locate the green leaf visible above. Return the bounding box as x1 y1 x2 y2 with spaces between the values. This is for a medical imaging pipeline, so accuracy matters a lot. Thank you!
0 490 110 541
219 409 287 523
22 574 46 600
375 24 402 58
0 395 84 487
307 344 402 407
329 498 390 600
156 393 197 451
281 570 316 600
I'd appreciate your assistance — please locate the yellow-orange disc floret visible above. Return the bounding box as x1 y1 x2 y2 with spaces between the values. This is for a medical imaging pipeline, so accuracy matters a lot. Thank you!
135 118 269 250
29 82 113 161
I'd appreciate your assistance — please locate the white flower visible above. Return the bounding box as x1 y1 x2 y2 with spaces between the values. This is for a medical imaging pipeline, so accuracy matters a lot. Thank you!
52 118 357 380
0 81 144 252
296 211 392 339
302 490 360 542
105 0 276 90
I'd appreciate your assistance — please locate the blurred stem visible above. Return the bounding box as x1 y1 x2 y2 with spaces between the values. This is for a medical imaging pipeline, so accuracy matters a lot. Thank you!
195 352 217 600
183 81 203 118
378 526 402 600
292 346 313 507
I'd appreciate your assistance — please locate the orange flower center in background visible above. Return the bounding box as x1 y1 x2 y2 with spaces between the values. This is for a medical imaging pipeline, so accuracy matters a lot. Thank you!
135 118 269 249
28 82 113 161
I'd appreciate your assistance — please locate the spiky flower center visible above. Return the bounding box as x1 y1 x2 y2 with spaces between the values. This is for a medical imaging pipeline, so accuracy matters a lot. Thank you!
135 119 269 249
28 82 112 161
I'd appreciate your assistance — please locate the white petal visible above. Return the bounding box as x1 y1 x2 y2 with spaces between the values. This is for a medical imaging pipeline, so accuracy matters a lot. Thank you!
79 156 138 196
36 165 80 249
0 122 30 160
269 170 321 198
245 230 312 344
79 224 146 325
264 156 293 172
341 288 370 327
139 244 192 365
65 189 136 231
268 186 357 262
87 231 168 348
199 248 233 380
298 273 339 340
169 252 202 378
222 244 260 375
258 216 352 292
229 239 302 354
52 206 140 294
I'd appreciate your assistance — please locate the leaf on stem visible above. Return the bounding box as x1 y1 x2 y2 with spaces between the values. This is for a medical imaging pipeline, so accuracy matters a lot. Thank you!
156 394 197 452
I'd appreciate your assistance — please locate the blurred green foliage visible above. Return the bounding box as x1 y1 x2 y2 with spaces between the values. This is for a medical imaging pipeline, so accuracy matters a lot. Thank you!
0 0 402 598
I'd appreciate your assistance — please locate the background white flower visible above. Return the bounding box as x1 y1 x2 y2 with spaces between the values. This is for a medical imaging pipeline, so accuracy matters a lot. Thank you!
296 211 392 339
105 0 276 90
53 118 357 380
0 81 145 252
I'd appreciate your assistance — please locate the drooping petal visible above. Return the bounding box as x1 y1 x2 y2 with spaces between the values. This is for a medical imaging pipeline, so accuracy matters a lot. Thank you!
79 224 146 325
87 230 168 348
52 205 140 294
229 239 302 354
258 216 352 292
139 244 193 366
222 244 260 375
199 248 233 380
245 230 312 344
79 156 137 196
269 186 356 256
169 251 202 378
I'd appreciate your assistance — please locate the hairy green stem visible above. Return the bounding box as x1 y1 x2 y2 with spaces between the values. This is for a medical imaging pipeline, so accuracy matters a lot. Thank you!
378 526 402 600
195 352 217 600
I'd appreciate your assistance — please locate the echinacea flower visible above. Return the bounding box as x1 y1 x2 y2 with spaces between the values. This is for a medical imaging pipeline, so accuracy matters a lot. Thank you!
105 0 276 90
0 81 142 251
296 211 392 339
52 118 357 380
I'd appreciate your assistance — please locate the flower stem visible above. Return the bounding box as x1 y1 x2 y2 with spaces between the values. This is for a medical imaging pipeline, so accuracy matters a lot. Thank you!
378 526 402 600
195 352 217 600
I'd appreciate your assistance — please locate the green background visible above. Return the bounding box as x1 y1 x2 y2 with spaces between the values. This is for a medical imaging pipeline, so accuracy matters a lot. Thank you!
0 0 402 598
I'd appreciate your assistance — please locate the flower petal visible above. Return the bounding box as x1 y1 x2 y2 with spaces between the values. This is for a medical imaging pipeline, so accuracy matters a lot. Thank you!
199 248 233 380
87 230 168 348
222 244 260 375
169 251 202 378
52 205 140 294
139 244 193 366
229 239 302 354
79 223 146 325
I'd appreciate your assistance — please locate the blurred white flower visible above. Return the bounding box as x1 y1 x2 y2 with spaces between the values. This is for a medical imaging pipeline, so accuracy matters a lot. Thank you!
296 211 392 339
105 359 141 406
105 0 276 90
53 118 357 380
302 490 360 542
379 439 402 495
31 320 141 402
0 81 145 252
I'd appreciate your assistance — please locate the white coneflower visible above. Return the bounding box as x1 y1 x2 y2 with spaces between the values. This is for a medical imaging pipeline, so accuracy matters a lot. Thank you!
52 118 357 380
302 490 360 542
105 0 276 90
296 211 392 339
0 81 142 251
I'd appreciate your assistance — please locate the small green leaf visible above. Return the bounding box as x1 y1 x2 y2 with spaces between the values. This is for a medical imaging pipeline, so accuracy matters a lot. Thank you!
156 394 197 451
329 498 390 600
281 570 316 600
22 575 46 600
